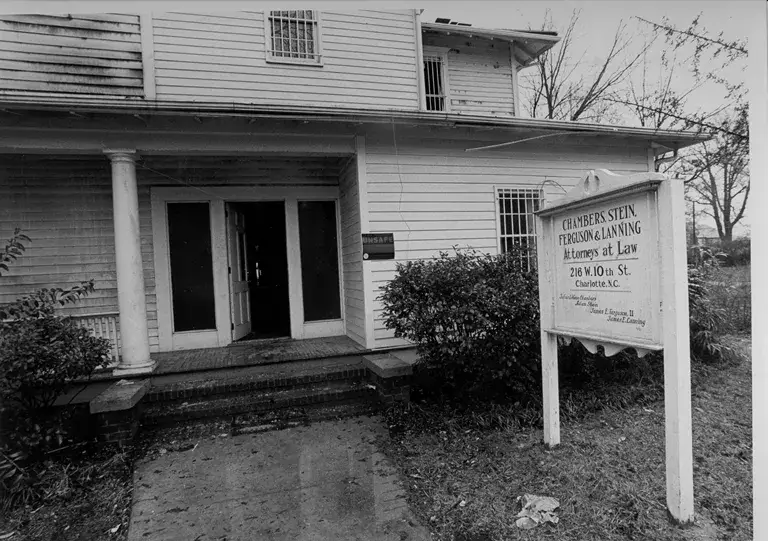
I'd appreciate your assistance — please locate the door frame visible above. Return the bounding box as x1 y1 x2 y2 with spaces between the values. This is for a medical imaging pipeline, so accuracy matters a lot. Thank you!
151 186 344 352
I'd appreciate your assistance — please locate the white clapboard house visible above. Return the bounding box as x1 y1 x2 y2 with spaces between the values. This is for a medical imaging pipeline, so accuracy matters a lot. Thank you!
0 10 708 377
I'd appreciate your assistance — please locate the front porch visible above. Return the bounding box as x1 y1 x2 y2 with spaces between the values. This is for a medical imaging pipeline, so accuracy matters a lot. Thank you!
0 113 376 380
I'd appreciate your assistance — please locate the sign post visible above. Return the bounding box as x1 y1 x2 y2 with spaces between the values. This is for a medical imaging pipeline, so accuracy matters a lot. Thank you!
535 169 694 524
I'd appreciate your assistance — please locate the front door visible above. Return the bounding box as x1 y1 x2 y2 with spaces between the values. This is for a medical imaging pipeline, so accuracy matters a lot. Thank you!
227 205 251 341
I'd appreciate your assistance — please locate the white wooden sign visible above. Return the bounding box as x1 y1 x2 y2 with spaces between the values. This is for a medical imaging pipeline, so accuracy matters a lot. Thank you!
535 169 694 524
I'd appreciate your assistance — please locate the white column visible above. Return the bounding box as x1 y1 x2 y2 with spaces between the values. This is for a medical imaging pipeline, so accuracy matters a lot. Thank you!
105 150 155 375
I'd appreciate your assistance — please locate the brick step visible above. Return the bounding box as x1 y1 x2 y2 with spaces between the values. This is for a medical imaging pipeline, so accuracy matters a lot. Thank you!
232 400 379 435
141 379 377 427
145 356 366 404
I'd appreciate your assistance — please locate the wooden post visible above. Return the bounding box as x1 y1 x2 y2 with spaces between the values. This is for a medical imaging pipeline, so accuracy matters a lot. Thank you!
536 208 560 447
657 176 695 524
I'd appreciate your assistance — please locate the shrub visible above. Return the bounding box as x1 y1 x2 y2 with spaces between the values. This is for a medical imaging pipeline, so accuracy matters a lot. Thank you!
718 237 751 267
380 245 737 405
379 247 541 401
1 229 111 506
687 253 738 363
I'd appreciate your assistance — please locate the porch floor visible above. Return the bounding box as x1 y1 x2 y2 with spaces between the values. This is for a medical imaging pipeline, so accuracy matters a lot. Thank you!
150 335 367 376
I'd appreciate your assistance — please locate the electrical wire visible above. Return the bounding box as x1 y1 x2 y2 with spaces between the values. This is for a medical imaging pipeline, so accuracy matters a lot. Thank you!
464 131 602 152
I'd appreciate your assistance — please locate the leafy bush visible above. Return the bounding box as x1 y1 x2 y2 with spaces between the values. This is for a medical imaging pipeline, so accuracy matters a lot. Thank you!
1 229 111 506
718 237 750 267
380 244 737 405
379 247 541 400
687 254 738 363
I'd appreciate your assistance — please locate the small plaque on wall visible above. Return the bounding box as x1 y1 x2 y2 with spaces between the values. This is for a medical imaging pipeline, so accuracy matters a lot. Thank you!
362 233 394 260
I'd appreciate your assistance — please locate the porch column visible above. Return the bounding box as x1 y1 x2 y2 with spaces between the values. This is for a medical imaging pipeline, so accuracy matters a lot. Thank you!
105 149 155 375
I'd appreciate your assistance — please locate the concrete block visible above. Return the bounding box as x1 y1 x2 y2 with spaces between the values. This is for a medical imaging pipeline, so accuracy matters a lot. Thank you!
389 348 420 366
363 354 412 379
89 378 150 414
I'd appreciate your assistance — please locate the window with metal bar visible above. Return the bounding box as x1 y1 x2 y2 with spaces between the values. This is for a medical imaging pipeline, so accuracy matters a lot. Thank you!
268 10 320 64
497 188 541 270
423 55 447 111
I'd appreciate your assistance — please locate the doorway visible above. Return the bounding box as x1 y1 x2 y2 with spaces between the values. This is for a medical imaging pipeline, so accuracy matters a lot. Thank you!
227 201 291 341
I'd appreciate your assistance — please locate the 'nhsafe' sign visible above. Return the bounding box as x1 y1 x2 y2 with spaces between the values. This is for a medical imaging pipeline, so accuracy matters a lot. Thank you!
535 169 694 525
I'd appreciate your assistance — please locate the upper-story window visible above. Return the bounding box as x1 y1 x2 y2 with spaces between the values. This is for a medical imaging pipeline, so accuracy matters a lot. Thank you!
423 53 447 111
267 10 322 65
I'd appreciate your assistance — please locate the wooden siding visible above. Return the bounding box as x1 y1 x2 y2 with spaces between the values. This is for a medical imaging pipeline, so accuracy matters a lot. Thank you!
151 10 419 110
362 129 652 348
422 33 515 116
0 14 144 96
1 155 343 354
339 156 365 346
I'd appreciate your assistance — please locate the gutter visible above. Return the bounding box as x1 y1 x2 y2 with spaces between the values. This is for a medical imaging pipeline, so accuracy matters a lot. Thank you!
0 96 711 147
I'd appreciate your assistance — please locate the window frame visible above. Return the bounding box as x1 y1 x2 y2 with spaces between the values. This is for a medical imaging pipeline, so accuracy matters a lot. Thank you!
422 46 450 112
263 10 324 67
494 186 542 268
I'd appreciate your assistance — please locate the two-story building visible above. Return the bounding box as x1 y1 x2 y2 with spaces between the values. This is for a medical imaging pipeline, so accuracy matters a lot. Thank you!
0 10 708 376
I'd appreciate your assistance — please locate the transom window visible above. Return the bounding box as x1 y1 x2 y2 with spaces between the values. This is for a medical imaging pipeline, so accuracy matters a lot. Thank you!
423 55 447 111
497 188 541 268
267 10 321 64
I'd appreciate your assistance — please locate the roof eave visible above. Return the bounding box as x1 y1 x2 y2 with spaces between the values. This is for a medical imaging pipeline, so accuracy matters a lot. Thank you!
421 22 560 66
0 97 711 149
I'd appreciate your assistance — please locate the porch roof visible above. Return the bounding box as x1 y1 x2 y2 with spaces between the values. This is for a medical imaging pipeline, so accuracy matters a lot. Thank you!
0 99 711 154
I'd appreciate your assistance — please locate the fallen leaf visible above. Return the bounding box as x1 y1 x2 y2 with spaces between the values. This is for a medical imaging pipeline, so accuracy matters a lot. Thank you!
109 524 120 534
618 436 626 443
459 500 467 507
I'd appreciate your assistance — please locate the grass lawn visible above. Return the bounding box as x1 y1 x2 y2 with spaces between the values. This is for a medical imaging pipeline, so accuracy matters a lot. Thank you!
381 335 752 541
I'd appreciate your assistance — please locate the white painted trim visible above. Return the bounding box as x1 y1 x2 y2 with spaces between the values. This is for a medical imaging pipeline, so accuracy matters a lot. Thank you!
150 189 172 352
151 194 223 351
295 196 345 333
285 199 304 339
493 184 501 255
414 9 426 111
335 195 346 329
0 128 356 156
139 13 156 100
171 330 220 351
302 319 344 339
647 147 656 173
151 185 343 352
423 45 451 54
510 43 520 117
211 200 231 347
422 46 450 113
153 186 339 201
356 136 375 349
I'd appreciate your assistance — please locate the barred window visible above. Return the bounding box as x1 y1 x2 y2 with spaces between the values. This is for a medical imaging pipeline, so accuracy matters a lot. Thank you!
423 55 447 111
268 11 321 64
497 188 541 267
